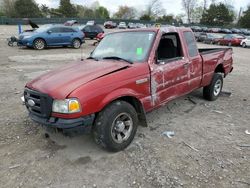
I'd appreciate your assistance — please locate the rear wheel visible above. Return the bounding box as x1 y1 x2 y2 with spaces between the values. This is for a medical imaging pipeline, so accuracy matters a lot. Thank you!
242 42 247 48
93 100 138 152
33 38 46 50
72 38 81 49
228 42 232 46
203 73 223 101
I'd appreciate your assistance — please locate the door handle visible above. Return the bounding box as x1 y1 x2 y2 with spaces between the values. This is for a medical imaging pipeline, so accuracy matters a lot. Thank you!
183 63 189 69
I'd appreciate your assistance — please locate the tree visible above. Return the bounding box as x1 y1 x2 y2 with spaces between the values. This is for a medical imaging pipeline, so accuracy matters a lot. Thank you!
156 15 175 23
239 6 250 28
182 0 197 23
2 0 16 17
140 14 151 21
40 4 50 17
14 0 41 17
146 0 165 19
191 6 203 23
95 6 109 19
114 6 136 19
59 0 77 17
200 3 234 26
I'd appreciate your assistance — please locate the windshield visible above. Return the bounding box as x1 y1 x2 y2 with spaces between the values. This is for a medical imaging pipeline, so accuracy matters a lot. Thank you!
91 31 156 62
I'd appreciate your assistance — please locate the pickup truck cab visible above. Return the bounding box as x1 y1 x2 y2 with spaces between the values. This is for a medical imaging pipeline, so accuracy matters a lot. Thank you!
23 27 233 151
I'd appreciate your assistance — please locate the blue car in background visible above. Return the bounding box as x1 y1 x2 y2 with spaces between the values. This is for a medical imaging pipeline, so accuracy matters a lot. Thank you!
18 25 84 50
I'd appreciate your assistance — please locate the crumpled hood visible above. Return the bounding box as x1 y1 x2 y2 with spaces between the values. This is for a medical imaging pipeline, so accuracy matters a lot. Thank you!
26 60 130 99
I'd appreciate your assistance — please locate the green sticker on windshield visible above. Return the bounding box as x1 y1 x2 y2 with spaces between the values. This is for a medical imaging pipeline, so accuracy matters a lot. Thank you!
136 48 143 55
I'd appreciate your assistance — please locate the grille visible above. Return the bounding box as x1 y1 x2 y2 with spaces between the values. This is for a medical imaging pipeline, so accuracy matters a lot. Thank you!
24 88 53 118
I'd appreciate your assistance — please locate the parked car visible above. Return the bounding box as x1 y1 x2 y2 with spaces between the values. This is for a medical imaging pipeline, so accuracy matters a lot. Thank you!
197 32 209 42
64 20 78 26
23 27 233 151
191 26 202 32
194 32 202 41
18 25 84 50
78 25 104 39
118 22 127 29
104 21 117 29
208 28 221 33
201 27 208 32
241 29 250 36
203 33 224 44
128 22 136 29
240 36 250 48
231 28 242 34
217 34 245 46
86 20 95 26
220 29 232 34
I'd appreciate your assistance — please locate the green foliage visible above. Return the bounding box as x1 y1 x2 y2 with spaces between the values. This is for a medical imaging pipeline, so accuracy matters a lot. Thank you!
239 6 250 28
2 0 16 17
75 5 95 18
156 15 176 23
200 3 234 26
59 0 77 17
14 0 42 18
140 14 151 21
114 6 136 19
40 4 50 17
95 6 109 19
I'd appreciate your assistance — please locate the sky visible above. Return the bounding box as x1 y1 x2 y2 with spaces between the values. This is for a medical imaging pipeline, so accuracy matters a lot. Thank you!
35 0 250 16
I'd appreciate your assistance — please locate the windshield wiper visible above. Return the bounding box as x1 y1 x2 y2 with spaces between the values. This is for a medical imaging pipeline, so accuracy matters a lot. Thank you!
87 56 99 61
102 56 133 64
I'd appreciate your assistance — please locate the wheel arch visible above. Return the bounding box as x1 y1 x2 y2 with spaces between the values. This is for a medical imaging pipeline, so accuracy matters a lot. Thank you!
33 37 47 46
96 95 147 127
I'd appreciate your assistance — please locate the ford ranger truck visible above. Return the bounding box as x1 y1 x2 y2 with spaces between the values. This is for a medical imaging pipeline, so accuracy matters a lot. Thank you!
23 27 233 151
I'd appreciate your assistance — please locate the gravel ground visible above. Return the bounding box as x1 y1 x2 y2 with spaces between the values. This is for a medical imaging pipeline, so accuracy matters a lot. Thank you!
0 25 249 188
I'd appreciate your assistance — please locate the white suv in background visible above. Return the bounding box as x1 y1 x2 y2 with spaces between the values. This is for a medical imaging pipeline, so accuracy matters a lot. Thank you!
241 36 250 48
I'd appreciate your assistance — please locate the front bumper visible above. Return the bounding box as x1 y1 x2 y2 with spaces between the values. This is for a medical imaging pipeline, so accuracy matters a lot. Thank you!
29 112 95 134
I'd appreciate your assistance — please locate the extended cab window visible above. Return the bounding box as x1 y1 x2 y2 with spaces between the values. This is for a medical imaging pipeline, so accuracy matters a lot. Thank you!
183 31 198 57
157 33 183 61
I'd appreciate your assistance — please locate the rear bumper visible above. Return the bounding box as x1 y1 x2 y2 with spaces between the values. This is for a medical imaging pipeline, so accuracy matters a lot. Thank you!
29 113 95 134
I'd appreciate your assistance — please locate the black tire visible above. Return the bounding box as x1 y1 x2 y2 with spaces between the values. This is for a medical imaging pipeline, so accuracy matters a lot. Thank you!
8 41 13 47
242 42 247 48
93 100 138 152
33 38 46 50
228 42 232 47
72 38 81 49
203 73 223 101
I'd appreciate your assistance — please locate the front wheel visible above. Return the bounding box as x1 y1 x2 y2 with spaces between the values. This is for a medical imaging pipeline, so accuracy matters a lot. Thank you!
33 38 46 50
93 100 138 152
242 42 247 48
203 73 223 101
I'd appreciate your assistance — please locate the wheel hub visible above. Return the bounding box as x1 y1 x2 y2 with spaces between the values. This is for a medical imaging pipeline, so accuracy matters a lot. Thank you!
115 121 125 132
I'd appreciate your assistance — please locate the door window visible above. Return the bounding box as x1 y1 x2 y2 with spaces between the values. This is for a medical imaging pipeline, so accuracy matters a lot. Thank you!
50 27 62 33
62 28 75 33
183 31 198 57
157 33 183 62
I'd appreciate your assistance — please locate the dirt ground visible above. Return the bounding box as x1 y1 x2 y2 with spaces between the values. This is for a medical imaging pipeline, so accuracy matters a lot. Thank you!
0 25 249 188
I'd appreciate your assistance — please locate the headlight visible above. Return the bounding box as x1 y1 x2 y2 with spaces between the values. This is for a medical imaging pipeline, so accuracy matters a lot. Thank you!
52 99 81 114
23 36 32 39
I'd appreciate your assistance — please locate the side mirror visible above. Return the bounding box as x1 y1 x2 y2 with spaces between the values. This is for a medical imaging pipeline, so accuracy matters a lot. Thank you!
47 30 52 34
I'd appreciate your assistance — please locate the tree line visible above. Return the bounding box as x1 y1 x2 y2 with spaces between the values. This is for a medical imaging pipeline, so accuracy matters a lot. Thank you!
0 0 249 28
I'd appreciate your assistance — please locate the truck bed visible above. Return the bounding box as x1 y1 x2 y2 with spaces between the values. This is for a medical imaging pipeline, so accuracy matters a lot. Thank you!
198 48 232 55
199 47 233 87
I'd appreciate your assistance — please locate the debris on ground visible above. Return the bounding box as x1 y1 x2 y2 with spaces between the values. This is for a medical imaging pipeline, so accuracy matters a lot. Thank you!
187 97 197 104
245 130 250 135
9 164 21 169
220 91 232 97
162 131 175 138
182 141 199 152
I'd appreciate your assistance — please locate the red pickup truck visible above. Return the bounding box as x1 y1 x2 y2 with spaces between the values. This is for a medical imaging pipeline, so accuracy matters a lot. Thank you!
23 27 233 151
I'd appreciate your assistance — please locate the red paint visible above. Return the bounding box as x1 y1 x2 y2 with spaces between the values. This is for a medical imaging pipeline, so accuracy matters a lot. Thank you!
25 27 233 120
